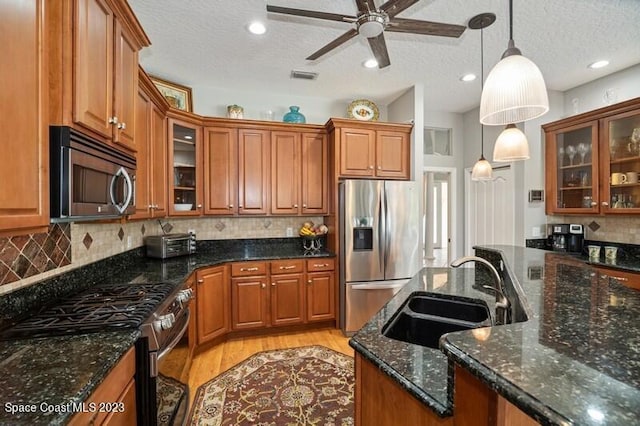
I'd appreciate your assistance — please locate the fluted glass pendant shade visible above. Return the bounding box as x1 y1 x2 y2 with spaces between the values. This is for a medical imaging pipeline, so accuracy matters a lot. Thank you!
493 123 530 162
480 47 549 125
471 156 493 181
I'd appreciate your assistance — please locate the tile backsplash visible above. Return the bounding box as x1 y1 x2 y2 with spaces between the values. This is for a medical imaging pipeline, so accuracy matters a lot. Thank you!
547 216 640 244
0 216 323 294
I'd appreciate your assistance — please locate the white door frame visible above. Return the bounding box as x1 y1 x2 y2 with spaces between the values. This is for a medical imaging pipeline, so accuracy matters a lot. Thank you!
423 166 457 262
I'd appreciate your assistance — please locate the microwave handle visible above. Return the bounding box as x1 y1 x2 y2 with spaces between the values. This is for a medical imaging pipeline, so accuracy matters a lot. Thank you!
110 167 133 214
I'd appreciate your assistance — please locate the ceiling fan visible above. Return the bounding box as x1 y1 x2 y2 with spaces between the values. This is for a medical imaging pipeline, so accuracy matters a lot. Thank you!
266 0 466 69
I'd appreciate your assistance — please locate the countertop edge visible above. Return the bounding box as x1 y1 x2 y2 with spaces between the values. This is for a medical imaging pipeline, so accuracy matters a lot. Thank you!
441 338 570 426
349 339 452 417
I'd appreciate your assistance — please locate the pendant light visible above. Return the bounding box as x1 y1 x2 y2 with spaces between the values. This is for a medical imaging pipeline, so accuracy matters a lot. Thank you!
469 13 495 181
493 123 530 161
479 0 549 126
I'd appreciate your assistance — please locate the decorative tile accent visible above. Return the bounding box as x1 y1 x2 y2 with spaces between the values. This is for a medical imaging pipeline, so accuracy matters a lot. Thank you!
117 227 125 241
588 221 600 232
215 221 226 232
82 233 93 250
141 224 146 235
0 224 72 286
161 222 173 234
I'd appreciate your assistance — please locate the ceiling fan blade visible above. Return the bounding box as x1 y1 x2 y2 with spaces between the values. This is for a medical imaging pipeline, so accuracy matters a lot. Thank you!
379 0 419 17
367 33 391 68
266 5 355 23
387 17 466 37
306 28 359 60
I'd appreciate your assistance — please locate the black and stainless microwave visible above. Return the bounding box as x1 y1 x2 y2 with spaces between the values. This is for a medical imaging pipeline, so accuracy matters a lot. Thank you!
50 126 136 221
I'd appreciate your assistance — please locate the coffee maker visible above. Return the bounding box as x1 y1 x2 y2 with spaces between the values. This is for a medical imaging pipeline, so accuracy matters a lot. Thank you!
550 224 584 253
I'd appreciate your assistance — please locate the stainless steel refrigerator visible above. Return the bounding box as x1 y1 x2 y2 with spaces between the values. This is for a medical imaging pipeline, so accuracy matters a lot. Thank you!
339 179 421 334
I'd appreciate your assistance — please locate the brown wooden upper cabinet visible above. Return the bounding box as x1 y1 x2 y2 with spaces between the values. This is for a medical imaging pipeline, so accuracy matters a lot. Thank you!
271 131 328 215
544 97 640 215
132 69 168 220
48 0 150 154
238 129 271 215
168 118 203 216
204 127 238 215
0 0 49 234
328 118 412 180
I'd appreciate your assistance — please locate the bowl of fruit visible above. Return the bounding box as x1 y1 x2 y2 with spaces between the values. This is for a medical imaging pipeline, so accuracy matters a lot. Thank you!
299 221 328 240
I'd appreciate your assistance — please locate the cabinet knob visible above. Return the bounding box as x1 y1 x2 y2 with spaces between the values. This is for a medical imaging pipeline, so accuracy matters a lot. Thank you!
197 204 202 208
108 116 119 124
602 201 609 206
369 165 374 169
377 165 381 170
261 283 266 288
239 204 243 208
293 204 298 208
307 279 313 284
117 122 126 130
591 201 598 207
271 282 276 286
302 204 307 208
197 279 204 284
229 204 233 208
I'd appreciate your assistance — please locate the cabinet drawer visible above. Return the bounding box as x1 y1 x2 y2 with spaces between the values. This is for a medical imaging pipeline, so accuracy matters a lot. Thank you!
306 258 335 272
596 267 640 290
231 261 268 277
270 259 304 274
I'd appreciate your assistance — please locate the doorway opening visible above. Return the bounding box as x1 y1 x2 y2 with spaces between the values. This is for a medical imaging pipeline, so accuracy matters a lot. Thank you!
423 168 456 267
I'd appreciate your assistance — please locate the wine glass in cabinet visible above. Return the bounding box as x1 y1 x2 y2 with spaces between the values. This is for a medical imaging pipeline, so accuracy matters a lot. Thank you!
545 120 599 214
168 118 202 216
602 109 640 213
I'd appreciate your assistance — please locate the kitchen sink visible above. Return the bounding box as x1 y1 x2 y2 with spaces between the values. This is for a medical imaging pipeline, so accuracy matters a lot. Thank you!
382 293 492 349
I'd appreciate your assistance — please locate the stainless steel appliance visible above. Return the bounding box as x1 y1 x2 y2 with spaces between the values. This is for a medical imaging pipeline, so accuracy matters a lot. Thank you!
551 223 584 253
50 126 136 221
145 233 197 259
339 180 421 334
0 281 193 426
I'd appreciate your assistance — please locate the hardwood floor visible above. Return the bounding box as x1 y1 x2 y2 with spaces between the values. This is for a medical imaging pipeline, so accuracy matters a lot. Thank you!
187 327 352 404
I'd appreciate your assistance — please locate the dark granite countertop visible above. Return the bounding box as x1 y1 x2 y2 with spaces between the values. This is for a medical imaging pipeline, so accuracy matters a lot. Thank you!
350 246 640 425
0 237 333 425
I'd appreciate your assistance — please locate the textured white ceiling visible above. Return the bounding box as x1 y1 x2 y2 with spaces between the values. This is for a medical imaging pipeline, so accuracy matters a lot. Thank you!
129 0 640 113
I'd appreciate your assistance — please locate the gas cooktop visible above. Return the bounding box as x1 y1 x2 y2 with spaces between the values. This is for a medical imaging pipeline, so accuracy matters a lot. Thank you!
0 282 176 340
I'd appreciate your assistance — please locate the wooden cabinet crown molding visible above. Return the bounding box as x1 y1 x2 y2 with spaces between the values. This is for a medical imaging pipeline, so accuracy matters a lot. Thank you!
105 0 150 48
325 117 413 133
138 66 170 112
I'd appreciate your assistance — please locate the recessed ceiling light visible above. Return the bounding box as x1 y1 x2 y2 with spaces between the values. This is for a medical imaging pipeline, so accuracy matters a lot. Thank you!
460 73 477 82
588 60 609 69
248 21 266 35
363 59 378 69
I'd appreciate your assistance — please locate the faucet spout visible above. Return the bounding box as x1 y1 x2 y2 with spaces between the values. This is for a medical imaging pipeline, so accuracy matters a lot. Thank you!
450 256 510 324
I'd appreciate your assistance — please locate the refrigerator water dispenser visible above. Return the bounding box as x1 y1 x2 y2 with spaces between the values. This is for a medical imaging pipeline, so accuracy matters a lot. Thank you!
353 227 373 251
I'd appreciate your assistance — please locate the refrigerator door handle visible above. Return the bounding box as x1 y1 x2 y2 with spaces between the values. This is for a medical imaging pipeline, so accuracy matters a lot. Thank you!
383 185 390 269
378 189 384 270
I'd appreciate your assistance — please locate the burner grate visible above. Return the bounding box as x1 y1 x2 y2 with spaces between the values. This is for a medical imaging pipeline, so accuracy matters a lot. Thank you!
0 282 176 340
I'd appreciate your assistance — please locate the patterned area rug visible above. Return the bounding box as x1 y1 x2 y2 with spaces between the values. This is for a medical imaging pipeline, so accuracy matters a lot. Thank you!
188 346 354 425
158 374 189 426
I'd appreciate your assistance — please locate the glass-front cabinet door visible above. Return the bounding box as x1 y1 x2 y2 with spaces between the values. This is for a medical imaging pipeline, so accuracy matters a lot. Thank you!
168 119 202 216
547 120 599 214
602 110 640 213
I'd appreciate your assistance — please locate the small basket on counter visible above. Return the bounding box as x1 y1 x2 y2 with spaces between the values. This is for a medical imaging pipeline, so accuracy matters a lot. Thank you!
299 222 328 254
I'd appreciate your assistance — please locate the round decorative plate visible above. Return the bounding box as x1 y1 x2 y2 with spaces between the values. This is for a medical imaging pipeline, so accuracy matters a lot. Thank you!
347 99 379 121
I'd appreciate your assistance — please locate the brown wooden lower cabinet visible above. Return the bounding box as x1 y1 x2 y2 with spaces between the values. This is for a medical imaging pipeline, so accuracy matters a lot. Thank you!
306 271 335 322
270 272 305 326
231 275 270 330
69 347 136 426
354 353 538 426
196 265 230 344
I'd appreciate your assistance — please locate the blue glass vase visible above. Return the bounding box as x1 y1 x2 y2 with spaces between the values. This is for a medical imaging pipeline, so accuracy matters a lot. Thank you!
283 106 306 123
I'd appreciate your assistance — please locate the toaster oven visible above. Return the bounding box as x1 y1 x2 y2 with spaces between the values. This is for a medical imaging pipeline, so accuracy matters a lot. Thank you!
145 233 196 258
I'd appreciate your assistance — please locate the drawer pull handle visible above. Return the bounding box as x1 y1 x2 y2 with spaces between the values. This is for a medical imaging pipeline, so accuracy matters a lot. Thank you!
307 280 313 284
241 267 259 272
261 283 266 288
279 265 296 270
313 263 329 267
197 279 204 284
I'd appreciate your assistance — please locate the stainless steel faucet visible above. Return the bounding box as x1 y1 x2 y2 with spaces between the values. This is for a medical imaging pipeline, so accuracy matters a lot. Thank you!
450 256 510 325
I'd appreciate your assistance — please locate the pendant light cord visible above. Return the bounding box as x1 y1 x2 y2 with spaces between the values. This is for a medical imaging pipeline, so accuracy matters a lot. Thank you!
509 0 514 40
480 25 485 157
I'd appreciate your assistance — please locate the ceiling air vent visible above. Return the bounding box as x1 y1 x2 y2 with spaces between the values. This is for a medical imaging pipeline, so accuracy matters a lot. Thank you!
290 70 318 80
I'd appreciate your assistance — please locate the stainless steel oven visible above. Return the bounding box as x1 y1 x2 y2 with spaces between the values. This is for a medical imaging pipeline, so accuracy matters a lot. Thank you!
50 126 136 221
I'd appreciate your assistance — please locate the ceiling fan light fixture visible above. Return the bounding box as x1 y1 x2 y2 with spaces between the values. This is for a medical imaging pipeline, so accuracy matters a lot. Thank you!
493 123 530 162
357 12 387 38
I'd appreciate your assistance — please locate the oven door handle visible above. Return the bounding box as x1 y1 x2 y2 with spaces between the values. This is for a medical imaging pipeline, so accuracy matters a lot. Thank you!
157 308 190 362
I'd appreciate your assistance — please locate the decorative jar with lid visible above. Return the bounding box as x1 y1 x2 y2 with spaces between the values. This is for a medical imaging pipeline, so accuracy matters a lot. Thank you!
283 106 306 123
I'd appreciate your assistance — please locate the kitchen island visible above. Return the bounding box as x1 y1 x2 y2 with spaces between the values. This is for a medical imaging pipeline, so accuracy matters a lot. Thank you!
350 245 640 425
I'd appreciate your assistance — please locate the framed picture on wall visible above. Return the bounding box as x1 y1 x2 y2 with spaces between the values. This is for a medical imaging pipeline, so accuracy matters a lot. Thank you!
150 76 193 112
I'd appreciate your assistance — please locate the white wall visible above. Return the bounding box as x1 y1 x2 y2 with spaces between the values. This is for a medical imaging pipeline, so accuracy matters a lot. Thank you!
563 64 640 116
192 85 388 125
